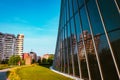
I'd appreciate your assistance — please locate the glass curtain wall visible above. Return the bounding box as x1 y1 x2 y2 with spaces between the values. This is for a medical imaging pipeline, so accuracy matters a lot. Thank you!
53 0 120 80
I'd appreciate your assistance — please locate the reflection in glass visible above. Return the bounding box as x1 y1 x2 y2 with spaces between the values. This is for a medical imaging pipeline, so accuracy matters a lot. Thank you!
87 0 119 79
70 19 80 77
54 0 120 80
98 0 120 74
80 5 101 80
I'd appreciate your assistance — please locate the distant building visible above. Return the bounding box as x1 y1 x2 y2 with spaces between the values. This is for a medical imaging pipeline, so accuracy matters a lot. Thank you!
16 34 24 58
42 54 53 60
22 53 29 60
0 32 16 60
29 52 37 62
0 32 24 61
0 32 4 61
4 34 16 60
37 56 41 62
22 53 32 65
25 56 32 65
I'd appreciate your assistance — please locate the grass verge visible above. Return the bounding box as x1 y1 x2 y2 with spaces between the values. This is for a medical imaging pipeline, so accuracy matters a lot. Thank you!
0 64 10 70
7 64 73 80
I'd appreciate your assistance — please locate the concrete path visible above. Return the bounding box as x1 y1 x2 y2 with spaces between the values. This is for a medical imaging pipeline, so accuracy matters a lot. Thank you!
0 68 10 80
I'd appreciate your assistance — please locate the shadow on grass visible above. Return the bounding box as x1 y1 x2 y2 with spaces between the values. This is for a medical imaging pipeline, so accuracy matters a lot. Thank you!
39 64 52 68
6 71 10 78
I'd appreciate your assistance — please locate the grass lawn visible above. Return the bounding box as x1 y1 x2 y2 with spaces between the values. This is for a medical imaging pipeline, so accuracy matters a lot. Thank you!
0 64 10 70
0 64 21 70
8 64 73 80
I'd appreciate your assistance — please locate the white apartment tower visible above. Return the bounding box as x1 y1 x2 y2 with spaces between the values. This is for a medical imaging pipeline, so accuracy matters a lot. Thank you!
16 34 24 58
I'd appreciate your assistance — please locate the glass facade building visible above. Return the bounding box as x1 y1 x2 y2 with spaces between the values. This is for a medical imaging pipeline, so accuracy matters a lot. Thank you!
53 0 120 80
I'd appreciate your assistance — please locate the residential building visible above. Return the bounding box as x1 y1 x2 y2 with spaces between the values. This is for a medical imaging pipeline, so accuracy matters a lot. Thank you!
53 0 120 80
16 34 24 58
0 32 16 60
30 52 37 62
0 32 4 61
4 34 16 60
42 54 53 60
42 54 50 59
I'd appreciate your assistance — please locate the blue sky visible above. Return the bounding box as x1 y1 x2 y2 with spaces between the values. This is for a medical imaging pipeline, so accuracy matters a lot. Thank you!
0 0 61 56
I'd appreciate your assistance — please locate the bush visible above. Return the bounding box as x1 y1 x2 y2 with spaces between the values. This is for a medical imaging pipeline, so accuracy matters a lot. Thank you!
21 60 25 65
8 55 21 65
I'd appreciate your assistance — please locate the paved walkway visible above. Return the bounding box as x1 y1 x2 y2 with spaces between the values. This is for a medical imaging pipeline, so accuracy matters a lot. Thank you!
0 68 10 80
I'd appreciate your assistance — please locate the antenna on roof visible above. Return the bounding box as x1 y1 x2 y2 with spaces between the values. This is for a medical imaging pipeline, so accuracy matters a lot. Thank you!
31 49 33 52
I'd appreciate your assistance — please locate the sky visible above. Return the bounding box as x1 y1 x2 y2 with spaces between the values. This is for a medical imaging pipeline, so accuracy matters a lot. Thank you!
0 0 61 56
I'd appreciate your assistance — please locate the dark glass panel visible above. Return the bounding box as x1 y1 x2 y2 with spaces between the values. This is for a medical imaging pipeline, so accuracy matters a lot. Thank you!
73 0 78 13
77 6 89 79
64 26 68 73
61 1 65 28
116 0 120 8
69 0 73 17
87 0 119 79
80 5 101 80
66 0 69 22
98 0 120 76
67 23 73 75
61 29 64 72
78 0 84 8
64 1 67 26
66 25 70 74
63 28 66 73
57 35 61 71
70 18 80 77
56 51 61 71
98 0 120 31
75 13 81 42
75 12 83 78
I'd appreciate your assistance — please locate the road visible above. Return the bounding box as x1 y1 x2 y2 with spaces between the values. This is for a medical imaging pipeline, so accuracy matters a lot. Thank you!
0 68 10 80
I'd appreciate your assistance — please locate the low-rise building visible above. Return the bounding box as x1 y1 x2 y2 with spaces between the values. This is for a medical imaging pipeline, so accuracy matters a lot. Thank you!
42 54 54 60
22 53 32 65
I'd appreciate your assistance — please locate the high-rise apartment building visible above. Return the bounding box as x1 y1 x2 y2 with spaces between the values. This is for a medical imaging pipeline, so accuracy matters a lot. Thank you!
4 34 16 60
0 32 16 60
16 34 24 58
0 32 5 61
53 0 120 80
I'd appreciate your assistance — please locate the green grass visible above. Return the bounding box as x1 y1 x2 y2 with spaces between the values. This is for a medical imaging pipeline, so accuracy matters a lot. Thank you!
0 64 21 70
8 64 73 80
0 64 10 70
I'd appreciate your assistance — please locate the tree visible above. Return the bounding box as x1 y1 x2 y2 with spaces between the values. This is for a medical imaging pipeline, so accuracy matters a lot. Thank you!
49 54 54 59
32 59 35 64
37 59 41 65
8 55 21 65
21 60 25 65
48 54 54 64
42 58 47 64
47 58 53 65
